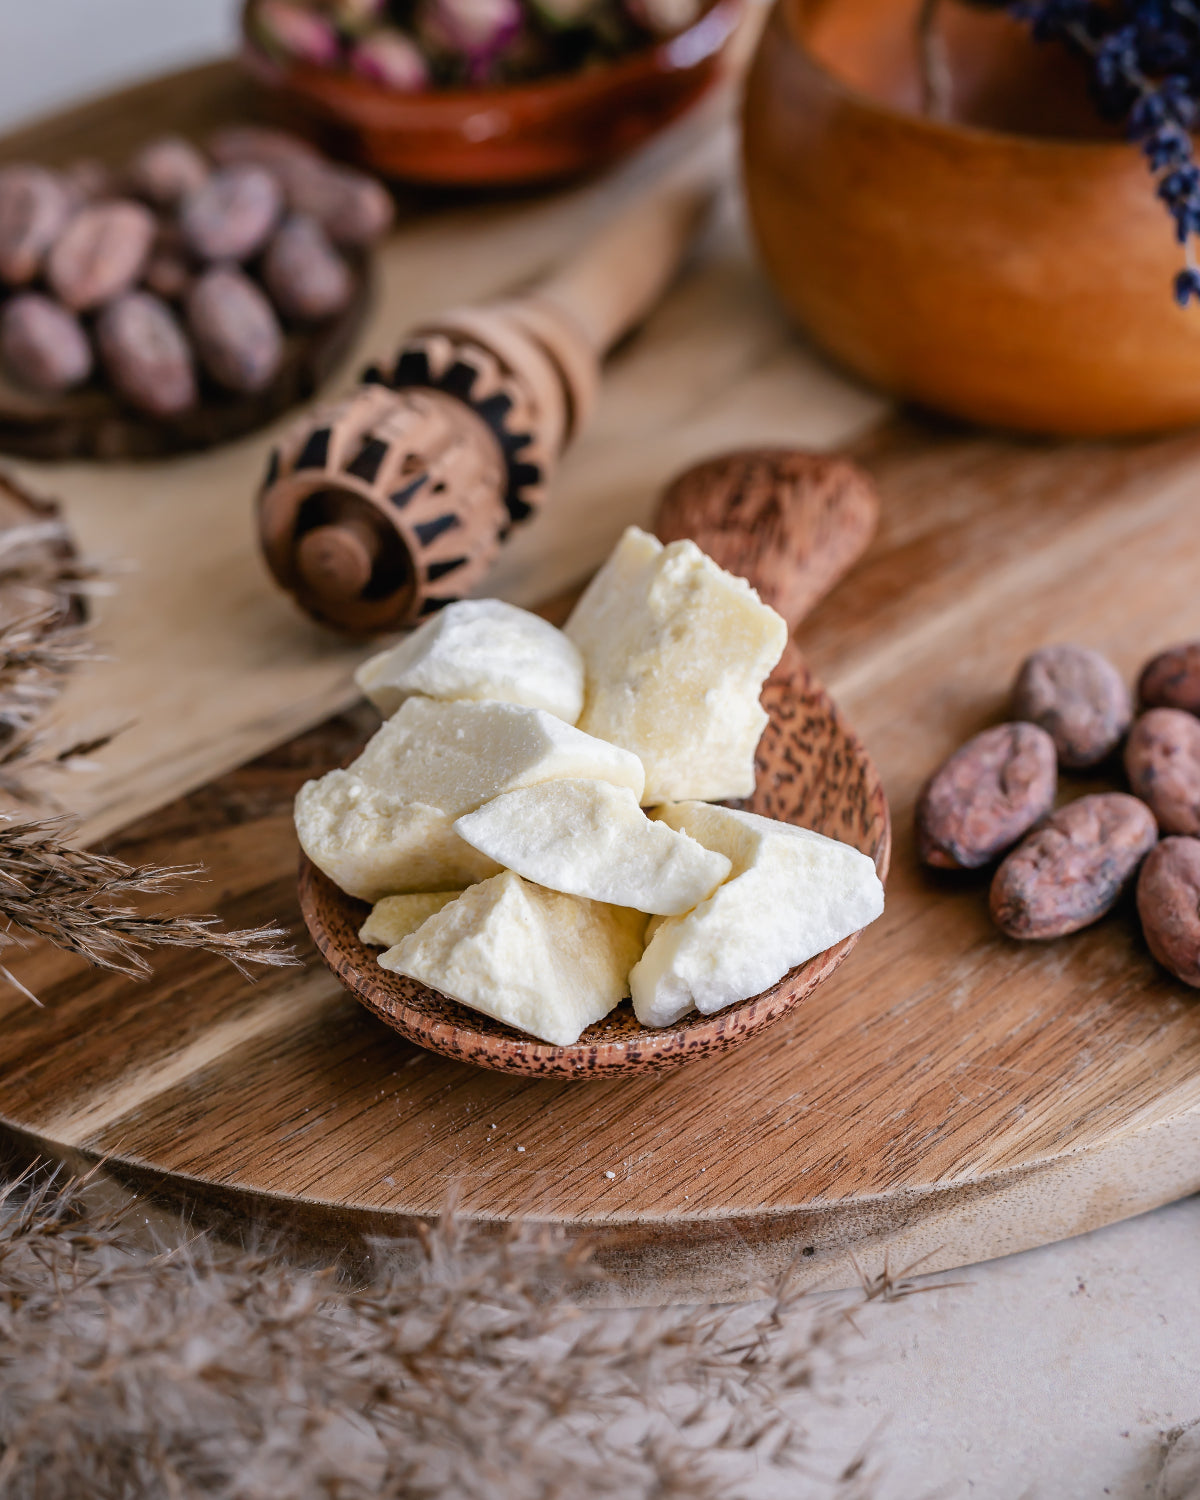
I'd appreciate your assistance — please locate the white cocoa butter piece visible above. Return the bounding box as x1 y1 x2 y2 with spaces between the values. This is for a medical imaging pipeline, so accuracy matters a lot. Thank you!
454 778 730 915
380 870 647 1046
565 527 787 804
355 598 584 723
295 770 500 902
629 803 884 1028
350 696 644 807
358 890 459 947
295 698 643 899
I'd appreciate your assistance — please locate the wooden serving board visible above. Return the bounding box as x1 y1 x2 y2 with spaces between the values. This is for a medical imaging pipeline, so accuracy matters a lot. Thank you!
9 416 1200 1304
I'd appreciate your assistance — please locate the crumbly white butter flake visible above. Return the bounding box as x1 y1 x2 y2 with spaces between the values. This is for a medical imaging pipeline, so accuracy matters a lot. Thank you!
358 891 460 947
453 778 730 915
380 870 647 1047
295 698 644 900
564 527 788 804
629 802 884 1028
354 598 584 724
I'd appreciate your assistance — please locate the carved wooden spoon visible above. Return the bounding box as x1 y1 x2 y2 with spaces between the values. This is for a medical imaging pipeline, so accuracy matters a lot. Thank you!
299 448 891 1078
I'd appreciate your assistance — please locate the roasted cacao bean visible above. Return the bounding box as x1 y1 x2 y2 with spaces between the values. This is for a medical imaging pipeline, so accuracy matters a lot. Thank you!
262 213 352 321
179 165 282 263
142 252 192 302
206 125 323 173
1124 707 1200 833
0 165 70 285
127 135 210 207
186 266 283 394
0 293 92 394
915 722 1058 869
95 291 197 417
1138 640 1200 714
989 793 1157 939
278 160 393 247
46 200 156 311
62 158 115 207
1011 643 1131 767
1137 836 1200 986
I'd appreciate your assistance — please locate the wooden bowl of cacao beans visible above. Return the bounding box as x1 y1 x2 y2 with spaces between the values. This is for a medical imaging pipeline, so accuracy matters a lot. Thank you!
0 126 392 461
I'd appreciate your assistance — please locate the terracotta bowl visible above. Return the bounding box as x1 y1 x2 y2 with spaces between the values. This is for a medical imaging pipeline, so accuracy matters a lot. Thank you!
742 0 1200 436
244 0 741 187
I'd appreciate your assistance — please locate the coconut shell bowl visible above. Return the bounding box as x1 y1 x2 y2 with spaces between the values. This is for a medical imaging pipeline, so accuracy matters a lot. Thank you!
742 0 1200 437
299 447 891 1080
241 0 742 187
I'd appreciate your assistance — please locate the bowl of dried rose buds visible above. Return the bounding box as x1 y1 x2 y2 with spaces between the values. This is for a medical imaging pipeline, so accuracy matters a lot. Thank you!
242 0 741 185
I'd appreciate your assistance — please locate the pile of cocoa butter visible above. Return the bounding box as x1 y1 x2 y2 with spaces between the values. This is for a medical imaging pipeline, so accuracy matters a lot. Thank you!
0 127 392 417
917 641 1200 986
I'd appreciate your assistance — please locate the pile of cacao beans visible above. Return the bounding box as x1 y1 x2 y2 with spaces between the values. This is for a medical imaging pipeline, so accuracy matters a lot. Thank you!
0 126 392 419
916 640 1200 986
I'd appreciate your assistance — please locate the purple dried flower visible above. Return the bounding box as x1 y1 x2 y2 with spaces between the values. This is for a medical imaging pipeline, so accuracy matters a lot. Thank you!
350 29 431 90
418 0 523 79
252 0 342 67
1175 267 1200 305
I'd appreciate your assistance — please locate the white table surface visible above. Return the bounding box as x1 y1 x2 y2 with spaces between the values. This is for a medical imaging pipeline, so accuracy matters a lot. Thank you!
1 7 1196 1496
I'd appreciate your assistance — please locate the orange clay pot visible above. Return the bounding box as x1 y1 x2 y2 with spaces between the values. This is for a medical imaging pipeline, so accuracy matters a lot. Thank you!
244 0 741 187
742 0 1200 436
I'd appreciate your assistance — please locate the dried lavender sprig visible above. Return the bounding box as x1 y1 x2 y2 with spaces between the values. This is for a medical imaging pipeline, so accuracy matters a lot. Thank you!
0 815 299 980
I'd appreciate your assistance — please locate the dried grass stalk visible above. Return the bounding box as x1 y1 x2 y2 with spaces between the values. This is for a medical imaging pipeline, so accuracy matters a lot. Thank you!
0 1166 879 1500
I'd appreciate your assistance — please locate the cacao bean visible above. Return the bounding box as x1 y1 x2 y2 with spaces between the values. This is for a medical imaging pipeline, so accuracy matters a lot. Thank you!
1124 707 1200 834
142 252 192 302
915 722 1057 869
278 160 393 247
186 265 283 394
1138 640 1200 714
46 200 156 311
262 213 352 321
206 125 323 173
0 293 93 394
179 165 283 263
95 291 197 417
127 135 209 207
1137 836 1200 986
1011 643 1131 768
989 793 1157 939
0 165 70 285
62 158 114 207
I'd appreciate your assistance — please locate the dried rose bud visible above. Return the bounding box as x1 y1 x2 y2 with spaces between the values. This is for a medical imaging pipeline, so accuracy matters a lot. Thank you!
350 29 431 91
624 0 701 33
251 0 342 67
0 293 93 394
418 0 523 77
331 0 387 29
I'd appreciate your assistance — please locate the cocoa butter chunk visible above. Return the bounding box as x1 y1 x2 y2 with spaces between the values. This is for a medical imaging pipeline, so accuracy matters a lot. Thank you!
186 266 284 394
1011 643 1131 768
179 164 283 263
0 165 70 285
1124 708 1200 834
915 722 1057 869
0 293 92 394
127 135 210 207
990 793 1157 940
46 200 156 311
1137 837 1200 986
95 291 197 417
1138 641 1200 714
263 214 352 321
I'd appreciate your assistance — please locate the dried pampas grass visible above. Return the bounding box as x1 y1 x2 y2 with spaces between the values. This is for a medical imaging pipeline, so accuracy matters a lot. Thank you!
0 1165 882 1500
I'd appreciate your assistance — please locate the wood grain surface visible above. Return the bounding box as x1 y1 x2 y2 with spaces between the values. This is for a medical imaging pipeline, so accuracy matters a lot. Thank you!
8 416 1200 1303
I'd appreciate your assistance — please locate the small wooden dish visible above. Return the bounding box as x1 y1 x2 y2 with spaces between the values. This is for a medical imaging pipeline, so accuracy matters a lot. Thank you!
243 0 741 187
299 640 890 1078
0 259 371 462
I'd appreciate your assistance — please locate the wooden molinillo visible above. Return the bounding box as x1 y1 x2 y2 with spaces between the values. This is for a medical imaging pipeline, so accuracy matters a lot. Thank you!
257 169 715 633
301 448 888 1078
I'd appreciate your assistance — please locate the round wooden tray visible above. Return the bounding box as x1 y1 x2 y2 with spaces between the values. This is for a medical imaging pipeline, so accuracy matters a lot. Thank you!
299 642 891 1078
0 259 372 462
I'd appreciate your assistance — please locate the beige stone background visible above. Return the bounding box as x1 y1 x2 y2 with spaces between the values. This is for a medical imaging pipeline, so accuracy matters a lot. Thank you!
2 4 1199 1496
